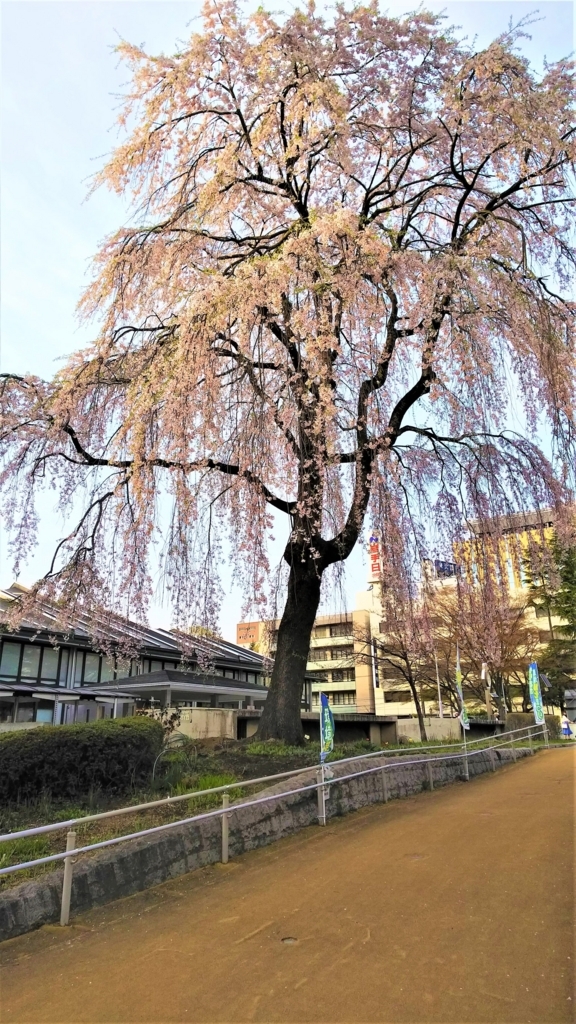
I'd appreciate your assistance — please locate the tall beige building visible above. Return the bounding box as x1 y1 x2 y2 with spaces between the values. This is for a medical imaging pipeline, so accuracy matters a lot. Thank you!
237 508 568 720
237 609 375 713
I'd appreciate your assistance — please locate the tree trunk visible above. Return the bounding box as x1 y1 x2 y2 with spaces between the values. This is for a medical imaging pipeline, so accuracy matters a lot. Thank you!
257 556 322 744
408 678 428 742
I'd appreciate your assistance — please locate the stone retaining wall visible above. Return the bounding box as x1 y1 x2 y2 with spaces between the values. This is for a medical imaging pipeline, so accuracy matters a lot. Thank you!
0 746 531 942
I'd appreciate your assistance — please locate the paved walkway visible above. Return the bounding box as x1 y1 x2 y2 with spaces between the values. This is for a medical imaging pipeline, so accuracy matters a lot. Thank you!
0 749 574 1024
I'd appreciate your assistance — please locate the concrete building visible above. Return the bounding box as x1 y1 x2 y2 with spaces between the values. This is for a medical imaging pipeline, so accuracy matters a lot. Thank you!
238 609 375 714
0 583 274 729
238 506 571 724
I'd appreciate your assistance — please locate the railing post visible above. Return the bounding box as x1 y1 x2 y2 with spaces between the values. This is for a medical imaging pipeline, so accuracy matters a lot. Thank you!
381 766 389 803
489 747 496 772
317 767 326 826
60 831 76 927
221 793 230 864
544 724 549 748
528 728 534 755
462 751 469 781
426 760 434 791
511 742 517 762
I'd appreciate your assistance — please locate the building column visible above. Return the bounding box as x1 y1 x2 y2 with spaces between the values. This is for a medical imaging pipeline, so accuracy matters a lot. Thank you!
369 723 382 747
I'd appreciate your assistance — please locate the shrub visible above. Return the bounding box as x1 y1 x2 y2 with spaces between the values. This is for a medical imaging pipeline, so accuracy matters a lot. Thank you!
0 717 163 805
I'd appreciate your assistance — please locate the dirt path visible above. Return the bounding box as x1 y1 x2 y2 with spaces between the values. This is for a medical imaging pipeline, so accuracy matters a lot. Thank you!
1 748 573 1024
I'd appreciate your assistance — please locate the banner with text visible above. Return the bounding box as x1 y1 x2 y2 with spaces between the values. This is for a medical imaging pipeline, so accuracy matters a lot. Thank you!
528 662 545 726
320 693 335 763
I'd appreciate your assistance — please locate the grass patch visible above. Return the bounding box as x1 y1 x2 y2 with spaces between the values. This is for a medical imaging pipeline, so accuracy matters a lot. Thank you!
0 769 246 891
245 738 382 759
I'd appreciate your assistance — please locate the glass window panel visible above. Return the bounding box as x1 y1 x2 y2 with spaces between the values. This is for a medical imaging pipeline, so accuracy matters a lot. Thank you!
330 622 352 637
40 648 59 680
100 658 115 682
0 642 21 677
310 649 330 662
74 652 84 685
36 707 54 723
83 654 100 683
58 649 69 686
16 704 35 723
21 645 40 679
0 700 15 722
150 660 163 673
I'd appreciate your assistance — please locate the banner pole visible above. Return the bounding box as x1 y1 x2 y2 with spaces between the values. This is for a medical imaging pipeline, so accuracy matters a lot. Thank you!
462 717 469 780
456 644 469 779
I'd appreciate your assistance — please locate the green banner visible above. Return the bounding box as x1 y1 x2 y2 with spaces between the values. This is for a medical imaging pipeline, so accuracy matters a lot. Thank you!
320 693 335 763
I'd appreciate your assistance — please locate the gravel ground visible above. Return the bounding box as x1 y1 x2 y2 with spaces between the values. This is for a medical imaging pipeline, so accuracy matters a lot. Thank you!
1 747 573 1024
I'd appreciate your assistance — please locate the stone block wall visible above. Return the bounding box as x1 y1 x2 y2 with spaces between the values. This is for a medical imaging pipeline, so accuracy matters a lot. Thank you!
0 747 530 942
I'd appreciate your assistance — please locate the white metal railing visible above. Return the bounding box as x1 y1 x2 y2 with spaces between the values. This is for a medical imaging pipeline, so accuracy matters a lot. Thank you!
0 723 544 846
0 722 548 926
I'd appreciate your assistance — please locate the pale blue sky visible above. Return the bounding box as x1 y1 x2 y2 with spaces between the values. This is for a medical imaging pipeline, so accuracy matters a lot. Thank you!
1 0 573 636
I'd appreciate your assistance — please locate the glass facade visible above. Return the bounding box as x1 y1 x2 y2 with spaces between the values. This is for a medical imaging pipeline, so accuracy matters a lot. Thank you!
1 641 72 685
0 638 264 694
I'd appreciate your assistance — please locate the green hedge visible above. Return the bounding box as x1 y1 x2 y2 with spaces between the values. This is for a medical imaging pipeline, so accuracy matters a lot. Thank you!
0 717 164 804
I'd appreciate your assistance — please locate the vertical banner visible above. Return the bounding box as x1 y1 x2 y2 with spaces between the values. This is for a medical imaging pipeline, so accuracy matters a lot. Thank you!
455 646 470 730
368 535 382 583
320 693 335 763
528 662 545 725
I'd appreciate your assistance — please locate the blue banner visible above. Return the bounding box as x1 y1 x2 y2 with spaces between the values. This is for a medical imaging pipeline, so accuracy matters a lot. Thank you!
320 693 335 763
528 662 545 726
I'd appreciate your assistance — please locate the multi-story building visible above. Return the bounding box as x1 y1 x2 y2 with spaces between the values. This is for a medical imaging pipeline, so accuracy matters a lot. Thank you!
238 507 571 721
238 609 375 713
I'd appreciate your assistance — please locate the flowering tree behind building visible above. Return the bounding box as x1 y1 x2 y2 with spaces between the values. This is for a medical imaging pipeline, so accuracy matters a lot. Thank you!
1 1 575 742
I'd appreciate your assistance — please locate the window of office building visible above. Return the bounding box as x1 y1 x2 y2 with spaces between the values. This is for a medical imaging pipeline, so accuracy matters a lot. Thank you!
312 625 329 639
16 703 36 723
0 641 71 686
58 650 69 685
83 653 100 683
329 622 352 637
40 648 59 682
310 648 330 662
21 645 41 679
0 699 14 722
327 691 355 705
100 657 115 682
331 668 355 682
0 642 21 678
330 646 354 660
313 691 345 705
141 657 180 674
